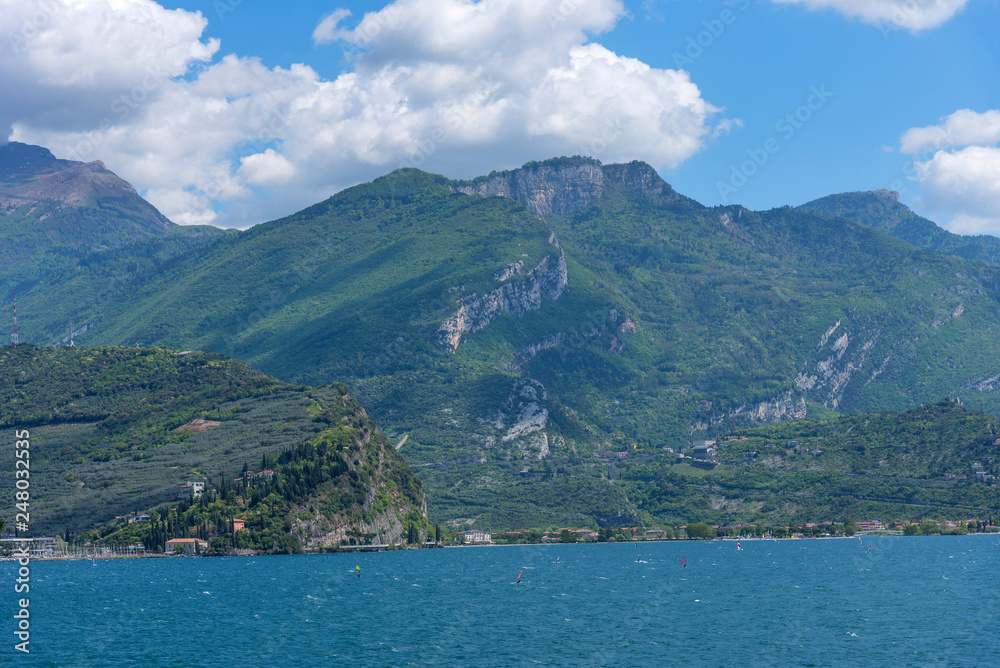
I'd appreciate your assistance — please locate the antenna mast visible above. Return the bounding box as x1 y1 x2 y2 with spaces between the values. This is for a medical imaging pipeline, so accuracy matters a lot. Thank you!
11 291 18 349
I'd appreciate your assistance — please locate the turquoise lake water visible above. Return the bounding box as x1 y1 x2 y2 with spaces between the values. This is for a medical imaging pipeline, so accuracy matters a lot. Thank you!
2 535 998 666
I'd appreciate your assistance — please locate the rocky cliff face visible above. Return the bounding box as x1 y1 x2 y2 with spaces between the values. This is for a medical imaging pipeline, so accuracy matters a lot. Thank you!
438 233 568 350
451 157 671 215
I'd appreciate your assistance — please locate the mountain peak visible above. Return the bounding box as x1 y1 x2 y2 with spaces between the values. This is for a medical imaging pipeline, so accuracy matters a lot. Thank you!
799 189 1000 264
0 143 181 243
799 190 912 231
0 141 82 182
450 156 673 215
873 188 900 203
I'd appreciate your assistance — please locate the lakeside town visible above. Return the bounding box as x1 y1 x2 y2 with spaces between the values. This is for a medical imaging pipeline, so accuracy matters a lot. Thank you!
4 514 997 560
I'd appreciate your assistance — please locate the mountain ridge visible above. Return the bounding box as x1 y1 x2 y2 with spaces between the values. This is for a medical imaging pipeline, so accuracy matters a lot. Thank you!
450 156 681 215
6 149 1000 529
799 189 1000 265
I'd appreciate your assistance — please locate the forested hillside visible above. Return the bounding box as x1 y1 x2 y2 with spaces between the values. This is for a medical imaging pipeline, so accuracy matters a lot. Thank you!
0 346 427 544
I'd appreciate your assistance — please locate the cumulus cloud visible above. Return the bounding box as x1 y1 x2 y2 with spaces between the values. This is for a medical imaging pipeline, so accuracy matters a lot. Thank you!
914 145 1000 235
240 148 296 187
0 0 217 138
900 110 1000 235
5 0 732 227
770 0 970 31
900 109 1000 154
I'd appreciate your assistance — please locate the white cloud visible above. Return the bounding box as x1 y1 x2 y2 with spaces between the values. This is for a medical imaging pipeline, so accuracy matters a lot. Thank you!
312 8 352 46
900 109 1000 155
900 110 1000 235
240 148 296 187
6 0 732 227
914 145 1000 234
0 0 217 134
770 0 970 31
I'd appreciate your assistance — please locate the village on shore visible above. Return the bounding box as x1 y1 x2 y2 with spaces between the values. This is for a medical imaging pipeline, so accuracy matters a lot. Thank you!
2 514 997 560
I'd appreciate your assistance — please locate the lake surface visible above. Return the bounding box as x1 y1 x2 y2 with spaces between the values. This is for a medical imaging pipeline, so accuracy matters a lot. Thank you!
2 535 998 666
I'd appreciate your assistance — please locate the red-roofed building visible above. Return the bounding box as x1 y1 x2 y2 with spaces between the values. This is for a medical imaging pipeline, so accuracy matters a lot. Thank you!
165 538 208 554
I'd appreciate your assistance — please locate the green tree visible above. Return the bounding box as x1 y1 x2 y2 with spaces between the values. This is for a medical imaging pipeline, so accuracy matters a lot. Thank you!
686 522 715 539
918 519 941 535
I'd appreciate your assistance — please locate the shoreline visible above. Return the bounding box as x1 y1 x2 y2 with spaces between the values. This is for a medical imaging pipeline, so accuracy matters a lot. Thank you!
6 530 996 562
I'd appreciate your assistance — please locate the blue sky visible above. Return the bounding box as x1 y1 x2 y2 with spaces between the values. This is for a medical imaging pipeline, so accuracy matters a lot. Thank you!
3 0 999 232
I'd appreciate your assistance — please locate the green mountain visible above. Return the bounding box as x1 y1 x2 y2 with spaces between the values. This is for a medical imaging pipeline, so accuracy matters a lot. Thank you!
799 189 1000 265
0 142 227 346
624 399 1000 527
0 345 427 546
13 154 1000 529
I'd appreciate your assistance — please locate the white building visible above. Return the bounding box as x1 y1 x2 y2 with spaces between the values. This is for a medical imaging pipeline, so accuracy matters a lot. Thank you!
179 481 205 499
457 529 492 544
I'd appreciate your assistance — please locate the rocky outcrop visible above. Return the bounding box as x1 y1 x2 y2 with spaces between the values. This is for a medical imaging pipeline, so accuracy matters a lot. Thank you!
499 379 551 458
692 391 808 431
450 156 670 216
438 236 568 350
964 373 1000 392
795 318 885 410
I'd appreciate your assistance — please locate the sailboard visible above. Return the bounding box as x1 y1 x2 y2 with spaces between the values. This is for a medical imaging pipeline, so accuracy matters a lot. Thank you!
355 565 361 578
680 555 687 568
515 569 522 584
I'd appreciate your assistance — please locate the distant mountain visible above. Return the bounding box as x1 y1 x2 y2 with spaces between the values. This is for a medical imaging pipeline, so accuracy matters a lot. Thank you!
0 142 227 346
0 345 428 548
36 155 997 530
0 141 80 182
799 189 1000 265
0 141 171 235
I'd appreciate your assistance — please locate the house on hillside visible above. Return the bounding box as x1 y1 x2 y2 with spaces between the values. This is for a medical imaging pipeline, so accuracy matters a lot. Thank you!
692 444 716 461
179 481 205 499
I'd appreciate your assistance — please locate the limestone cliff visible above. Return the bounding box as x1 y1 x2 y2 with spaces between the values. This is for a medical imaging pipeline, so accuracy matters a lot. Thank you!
437 233 568 350
451 156 672 216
